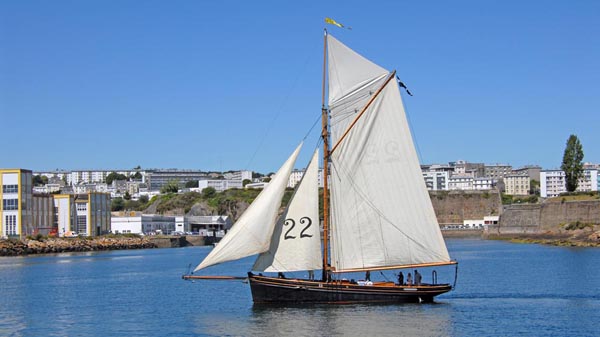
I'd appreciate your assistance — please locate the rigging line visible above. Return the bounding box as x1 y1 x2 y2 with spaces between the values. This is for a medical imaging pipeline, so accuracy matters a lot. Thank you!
330 157 449 263
303 113 322 141
244 52 314 171
401 87 423 163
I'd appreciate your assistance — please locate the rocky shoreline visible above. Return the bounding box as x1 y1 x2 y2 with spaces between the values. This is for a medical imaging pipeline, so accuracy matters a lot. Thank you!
485 227 600 248
0 236 157 256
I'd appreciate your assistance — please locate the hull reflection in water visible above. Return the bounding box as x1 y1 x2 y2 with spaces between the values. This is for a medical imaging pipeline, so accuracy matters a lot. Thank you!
194 302 452 337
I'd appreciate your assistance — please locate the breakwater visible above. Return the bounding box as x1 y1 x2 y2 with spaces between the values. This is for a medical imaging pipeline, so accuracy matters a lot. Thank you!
0 237 157 256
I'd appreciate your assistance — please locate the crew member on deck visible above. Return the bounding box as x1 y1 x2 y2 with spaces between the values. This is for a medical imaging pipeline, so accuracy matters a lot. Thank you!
397 271 404 285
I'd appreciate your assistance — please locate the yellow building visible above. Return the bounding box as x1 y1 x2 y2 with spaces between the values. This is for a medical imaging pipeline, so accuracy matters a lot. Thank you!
1 169 33 239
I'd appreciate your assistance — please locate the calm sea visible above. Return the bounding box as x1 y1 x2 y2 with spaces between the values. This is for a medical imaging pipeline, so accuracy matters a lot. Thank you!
0 239 598 336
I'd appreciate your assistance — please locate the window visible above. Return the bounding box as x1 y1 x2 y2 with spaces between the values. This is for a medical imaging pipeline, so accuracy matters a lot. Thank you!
5 215 17 235
2 185 18 193
76 215 87 234
2 199 18 210
76 203 87 212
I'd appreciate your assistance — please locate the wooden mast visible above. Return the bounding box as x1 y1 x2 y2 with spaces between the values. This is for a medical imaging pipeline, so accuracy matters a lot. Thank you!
321 29 331 282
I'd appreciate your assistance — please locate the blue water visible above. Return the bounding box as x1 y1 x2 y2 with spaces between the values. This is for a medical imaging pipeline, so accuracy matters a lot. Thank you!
0 239 598 336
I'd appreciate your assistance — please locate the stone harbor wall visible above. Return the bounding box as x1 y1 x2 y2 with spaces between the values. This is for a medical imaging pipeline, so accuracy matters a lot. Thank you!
429 190 502 225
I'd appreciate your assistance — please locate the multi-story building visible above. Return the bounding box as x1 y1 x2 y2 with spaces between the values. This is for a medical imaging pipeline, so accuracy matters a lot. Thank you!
484 164 513 180
453 161 485 178
53 194 76 237
32 194 54 235
473 177 496 190
73 193 111 236
448 176 473 190
1 169 33 238
146 169 208 191
422 171 449 191
196 179 243 192
512 165 541 181
111 213 176 235
540 169 599 198
187 215 232 236
287 169 324 189
223 170 253 182
504 175 531 196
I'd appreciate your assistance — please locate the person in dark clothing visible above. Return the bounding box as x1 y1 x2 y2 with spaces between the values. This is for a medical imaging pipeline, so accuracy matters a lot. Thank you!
414 270 422 285
365 270 371 281
278 272 285 279
407 272 412 286
397 271 404 285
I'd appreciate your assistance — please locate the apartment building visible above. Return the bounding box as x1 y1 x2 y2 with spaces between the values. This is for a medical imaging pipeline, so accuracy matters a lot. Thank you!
422 171 449 191
540 169 599 198
1 169 33 238
504 175 531 196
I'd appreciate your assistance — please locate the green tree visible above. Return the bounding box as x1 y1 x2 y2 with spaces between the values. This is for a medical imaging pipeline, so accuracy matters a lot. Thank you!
160 180 179 194
106 172 128 185
185 180 199 188
242 179 252 187
561 134 584 192
201 187 217 199
32 175 48 186
123 191 131 200
131 172 143 180
139 195 149 204
111 197 125 211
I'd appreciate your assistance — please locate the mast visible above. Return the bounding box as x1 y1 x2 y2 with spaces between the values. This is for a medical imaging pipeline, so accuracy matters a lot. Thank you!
321 29 331 281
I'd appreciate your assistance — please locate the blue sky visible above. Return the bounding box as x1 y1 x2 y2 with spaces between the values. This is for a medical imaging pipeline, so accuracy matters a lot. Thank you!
1 1 599 173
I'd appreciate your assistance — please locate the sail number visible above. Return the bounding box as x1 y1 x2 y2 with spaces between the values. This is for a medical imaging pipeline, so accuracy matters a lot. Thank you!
283 217 313 240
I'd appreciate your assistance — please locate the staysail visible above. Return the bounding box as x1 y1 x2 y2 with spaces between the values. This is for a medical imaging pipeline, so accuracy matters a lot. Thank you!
193 143 302 272
253 149 322 272
327 34 451 272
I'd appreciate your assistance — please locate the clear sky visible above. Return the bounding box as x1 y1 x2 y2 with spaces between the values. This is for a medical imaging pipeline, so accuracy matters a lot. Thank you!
1 1 599 173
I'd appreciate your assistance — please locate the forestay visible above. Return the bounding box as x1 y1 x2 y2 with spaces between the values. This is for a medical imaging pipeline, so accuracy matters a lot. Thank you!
253 149 322 272
327 35 451 272
194 143 302 272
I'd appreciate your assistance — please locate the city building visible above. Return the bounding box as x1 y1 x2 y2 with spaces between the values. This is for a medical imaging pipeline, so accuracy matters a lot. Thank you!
287 168 324 188
504 175 531 196
72 193 111 236
32 194 54 235
473 177 496 190
422 171 449 191
187 215 232 236
484 164 513 179
53 194 76 237
146 169 208 191
448 176 473 190
540 169 599 198
512 165 541 181
111 213 176 234
223 170 253 182
196 179 243 192
1 169 33 238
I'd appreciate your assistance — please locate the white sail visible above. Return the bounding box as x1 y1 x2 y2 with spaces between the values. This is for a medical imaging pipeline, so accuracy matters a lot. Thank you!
253 149 322 272
327 35 451 272
193 143 302 272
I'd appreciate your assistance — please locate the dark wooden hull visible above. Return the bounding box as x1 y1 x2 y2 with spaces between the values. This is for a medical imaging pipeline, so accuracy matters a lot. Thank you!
248 275 452 304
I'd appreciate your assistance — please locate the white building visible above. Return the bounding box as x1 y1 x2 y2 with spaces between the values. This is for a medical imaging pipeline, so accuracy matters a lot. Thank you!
473 177 496 190
287 168 324 188
111 213 176 235
223 170 253 182
422 171 449 191
1 169 33 238
196 179 243 192
448 176 473 190
504 175 530 196
540 169 598 198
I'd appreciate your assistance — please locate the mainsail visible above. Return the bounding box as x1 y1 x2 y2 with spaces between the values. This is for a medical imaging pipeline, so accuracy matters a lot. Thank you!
327 35 451 272
253 149 322 272
193 143 302 272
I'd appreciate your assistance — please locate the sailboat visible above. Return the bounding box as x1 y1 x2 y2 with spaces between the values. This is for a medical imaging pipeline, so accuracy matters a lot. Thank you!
184 30 458 304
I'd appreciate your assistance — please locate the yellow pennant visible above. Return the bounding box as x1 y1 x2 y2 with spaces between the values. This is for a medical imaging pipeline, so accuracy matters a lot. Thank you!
325 17 351 30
